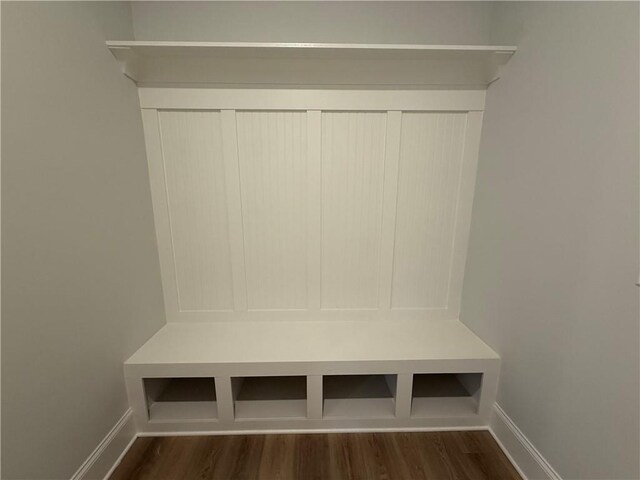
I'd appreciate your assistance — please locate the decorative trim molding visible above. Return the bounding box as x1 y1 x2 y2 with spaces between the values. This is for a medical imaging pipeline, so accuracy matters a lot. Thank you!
70 409 137 480
138 88 486 111
136 425 490 437
490 403 562 480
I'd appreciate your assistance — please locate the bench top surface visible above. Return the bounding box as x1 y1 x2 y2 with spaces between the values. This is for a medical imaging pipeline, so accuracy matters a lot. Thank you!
126 317 498 366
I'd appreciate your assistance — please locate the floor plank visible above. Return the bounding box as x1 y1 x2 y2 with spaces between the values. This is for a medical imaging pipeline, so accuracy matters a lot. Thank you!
109 431 521 480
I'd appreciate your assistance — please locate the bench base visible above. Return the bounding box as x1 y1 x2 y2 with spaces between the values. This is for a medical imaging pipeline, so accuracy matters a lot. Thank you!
125 318 500 433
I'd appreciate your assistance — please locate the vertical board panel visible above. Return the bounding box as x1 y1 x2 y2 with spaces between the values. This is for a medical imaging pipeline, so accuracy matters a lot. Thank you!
158 111 234 311
306 111 322 311
377 111 402 310
391 113 467 309
220 110 248 311
141 109 180 320
446 111 484 317
236 111 308 310
321 112 387 309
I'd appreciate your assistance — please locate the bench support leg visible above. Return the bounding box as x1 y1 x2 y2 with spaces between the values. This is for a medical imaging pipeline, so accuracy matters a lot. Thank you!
307 375 323 419
395 373 413 419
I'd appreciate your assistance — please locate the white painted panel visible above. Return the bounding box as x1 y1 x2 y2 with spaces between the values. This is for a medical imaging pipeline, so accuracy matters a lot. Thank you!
220 111 248 312
306 111 322 311
378 111 402 310
321 112 387 309
141 110 180 320
236 111 308 310
392 113 467 309
158 111 234 311
139 88 486 112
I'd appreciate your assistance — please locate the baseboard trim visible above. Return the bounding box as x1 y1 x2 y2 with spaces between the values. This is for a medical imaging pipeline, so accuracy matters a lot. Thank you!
69 403 562 480
70 408 137 480
489 403 562 480
137 425 489 437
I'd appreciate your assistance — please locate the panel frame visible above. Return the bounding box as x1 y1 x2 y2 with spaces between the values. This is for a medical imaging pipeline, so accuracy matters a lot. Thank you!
141 89 485 322
139 88 485 111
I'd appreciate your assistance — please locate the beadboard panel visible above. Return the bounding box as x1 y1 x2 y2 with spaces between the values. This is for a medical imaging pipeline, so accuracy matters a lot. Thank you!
320 112 388 309
236 111 309 310
157 111 234 311
143 95 483 321
391 113 468 309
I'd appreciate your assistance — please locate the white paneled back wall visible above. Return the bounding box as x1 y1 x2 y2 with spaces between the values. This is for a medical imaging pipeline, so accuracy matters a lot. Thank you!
142 91 483 322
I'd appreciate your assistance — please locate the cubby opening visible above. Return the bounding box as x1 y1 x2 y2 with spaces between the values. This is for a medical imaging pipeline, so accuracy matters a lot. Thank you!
144 377 217 422
411 373 481 417
232 376 307 420
323 374 397 418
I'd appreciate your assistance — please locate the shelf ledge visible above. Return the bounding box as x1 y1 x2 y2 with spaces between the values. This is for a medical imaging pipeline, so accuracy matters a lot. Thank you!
106 41 516 88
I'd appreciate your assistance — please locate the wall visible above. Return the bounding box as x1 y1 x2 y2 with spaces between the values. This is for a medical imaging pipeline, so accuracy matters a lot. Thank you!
462 2 639 479
131 1 493 44
2 2 165 479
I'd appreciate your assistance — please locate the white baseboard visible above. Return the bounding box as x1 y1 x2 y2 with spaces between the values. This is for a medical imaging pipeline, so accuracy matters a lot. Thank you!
68 403 561 480
137 424 489 437
70 408 137 480
489 403 562 480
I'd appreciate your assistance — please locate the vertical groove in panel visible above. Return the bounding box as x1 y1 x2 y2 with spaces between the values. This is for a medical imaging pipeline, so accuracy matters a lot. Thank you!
321 112 387 309
158 110 234 311
236 111 308 310
391 112 467 309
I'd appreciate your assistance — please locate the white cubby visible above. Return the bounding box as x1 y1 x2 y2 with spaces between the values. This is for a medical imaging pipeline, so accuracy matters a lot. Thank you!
232 376 307 420
410 373 481 418
323 374 397 419
144 377 217 422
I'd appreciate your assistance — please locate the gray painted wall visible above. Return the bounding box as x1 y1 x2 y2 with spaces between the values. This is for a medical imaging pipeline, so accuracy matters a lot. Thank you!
131 1 494 44
462 2 640 479
1 2 165 478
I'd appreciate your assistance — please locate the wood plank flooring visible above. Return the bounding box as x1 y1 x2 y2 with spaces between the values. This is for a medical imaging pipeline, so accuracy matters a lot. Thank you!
109 431 522 480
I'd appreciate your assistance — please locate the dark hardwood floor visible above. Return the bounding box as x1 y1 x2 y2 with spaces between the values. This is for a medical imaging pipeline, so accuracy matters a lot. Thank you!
109 431 521 480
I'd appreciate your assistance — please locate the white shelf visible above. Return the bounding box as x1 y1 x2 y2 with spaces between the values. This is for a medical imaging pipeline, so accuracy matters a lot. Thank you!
150 401 218 422
106 41 517 57
411 397 477 418
324 398 396 419
233 376 307 420
106 41 516 87
323 375 396 419
235 399 307 420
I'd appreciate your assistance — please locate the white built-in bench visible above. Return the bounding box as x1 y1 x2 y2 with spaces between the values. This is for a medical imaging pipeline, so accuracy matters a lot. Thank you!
125 317 499 434
111 41 515 435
